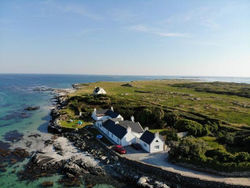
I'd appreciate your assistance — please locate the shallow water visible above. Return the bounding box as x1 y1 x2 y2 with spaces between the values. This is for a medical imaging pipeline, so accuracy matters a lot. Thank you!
0 74 249 188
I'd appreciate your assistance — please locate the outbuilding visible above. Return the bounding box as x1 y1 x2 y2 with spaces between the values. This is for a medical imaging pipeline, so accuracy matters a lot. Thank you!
93 87 106 95
140 130 164 153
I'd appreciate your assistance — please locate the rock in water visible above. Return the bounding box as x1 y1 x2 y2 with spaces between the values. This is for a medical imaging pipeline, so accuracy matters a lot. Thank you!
63 162 82 175
41 181 54 187
24 106 40 111
4 130 23 143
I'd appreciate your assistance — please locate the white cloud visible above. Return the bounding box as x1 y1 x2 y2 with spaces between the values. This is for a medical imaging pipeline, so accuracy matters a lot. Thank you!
40 0 102 20
157 32 188 37
128 24 188 38
129 24 149 32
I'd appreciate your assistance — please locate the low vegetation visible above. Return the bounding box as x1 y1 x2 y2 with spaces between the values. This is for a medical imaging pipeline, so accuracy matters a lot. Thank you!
172 82 250 98
60 80 250 173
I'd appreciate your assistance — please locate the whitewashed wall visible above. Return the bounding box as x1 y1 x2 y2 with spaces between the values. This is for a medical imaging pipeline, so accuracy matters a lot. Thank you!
149 137 164 153
140 140 150 153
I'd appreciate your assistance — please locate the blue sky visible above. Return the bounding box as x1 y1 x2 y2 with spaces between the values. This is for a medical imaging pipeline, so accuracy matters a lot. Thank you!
0 0 250 76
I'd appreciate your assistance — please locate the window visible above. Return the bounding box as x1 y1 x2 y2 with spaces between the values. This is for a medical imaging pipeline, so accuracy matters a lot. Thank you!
154 145 160 149
144 143 147 147
156 140 159 142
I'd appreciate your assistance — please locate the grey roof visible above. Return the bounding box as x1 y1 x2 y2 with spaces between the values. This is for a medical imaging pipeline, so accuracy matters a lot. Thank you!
140 130 164 145
102 119 127 139
96 109 120 118
119 121 144 133
94 87 101 93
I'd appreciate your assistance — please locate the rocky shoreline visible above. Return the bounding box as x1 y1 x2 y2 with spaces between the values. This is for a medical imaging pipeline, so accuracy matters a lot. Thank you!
15 86 170 188
1 85 250 188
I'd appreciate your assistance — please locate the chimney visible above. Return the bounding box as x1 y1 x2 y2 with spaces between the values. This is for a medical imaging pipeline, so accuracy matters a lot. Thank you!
155 132 159 138
94 108 96 113
127 126 132 133
131 116 135 122
111 106 114 111
144 127 149 131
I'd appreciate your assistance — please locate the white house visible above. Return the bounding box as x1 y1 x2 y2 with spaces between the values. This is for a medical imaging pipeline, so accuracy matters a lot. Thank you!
118 117 144 141
93 87 106 95
140 130 164 153
100 119 136 146
91 108 124 122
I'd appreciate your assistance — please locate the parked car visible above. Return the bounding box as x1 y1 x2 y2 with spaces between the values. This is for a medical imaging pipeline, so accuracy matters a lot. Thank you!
113 145 126 154
131 143 142 150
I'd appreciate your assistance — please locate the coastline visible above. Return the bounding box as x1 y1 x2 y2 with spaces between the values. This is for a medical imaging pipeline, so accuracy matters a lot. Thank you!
1 75 250 188
18 86 143 188
46 83 250 188
46 85 171 188
3 82 249 187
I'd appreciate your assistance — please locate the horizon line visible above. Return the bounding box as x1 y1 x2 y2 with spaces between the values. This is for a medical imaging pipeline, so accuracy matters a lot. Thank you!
0 73 249 78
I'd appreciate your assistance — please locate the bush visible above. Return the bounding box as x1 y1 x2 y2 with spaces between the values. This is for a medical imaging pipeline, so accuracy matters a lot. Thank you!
169 137 250 172
218 132 235 145
169 136 208 161
165 129 179 142
165 111 179 127
234 152 250 162
134 107 166 129
174 119 207 136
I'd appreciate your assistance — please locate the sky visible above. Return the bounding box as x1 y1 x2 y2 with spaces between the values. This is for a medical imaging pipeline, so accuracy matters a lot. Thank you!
0 0 250 77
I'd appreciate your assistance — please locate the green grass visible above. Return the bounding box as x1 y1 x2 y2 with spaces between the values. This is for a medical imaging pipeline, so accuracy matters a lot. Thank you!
59 120 91 129
72 80 250 126
150 129 168 135
199 136 225 150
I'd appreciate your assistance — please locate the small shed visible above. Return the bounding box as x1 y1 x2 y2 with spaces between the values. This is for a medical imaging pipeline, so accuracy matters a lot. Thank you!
93 87 106 95
140 130 164 153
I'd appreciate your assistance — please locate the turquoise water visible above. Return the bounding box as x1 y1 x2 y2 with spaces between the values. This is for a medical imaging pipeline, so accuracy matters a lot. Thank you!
0 74 249 188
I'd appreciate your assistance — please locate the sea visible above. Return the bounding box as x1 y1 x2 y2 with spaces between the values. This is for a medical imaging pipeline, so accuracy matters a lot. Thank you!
0 74 249 188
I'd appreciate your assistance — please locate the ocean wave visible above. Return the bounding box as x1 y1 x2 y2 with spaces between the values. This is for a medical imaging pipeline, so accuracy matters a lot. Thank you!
0 92 7 105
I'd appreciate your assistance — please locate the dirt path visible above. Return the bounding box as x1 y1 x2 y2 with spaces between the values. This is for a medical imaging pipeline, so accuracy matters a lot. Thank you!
124 147 250 187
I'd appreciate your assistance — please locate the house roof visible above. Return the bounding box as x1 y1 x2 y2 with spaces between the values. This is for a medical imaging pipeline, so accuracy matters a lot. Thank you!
102 119 127 139
119 120 144 133
140 130 164 145
94 87 100 93
96 109 120 118
94 87 106 94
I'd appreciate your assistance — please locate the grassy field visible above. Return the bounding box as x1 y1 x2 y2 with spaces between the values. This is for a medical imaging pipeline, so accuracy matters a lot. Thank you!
71 80 250 127
60 79 250 172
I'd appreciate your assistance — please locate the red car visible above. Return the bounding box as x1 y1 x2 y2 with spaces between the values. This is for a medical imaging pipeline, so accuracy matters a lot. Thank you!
113 145 126 154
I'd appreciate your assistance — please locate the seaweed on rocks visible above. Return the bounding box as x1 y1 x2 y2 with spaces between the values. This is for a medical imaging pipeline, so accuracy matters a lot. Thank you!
4 130 24 143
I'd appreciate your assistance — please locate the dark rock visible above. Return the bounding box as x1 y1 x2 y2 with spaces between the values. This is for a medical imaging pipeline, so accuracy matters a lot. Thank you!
25 141 32 147
0 111 30 121
121 83 133 87
10 158 18 164
58 176 82 187
63 162 82 175
20 112 30 118
41 181 54 187
12 148 29 159
0 141 11 158
28 133 41 138
4 130 23 143
0 167 6 172
53 143 62 151
24 106 40 111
